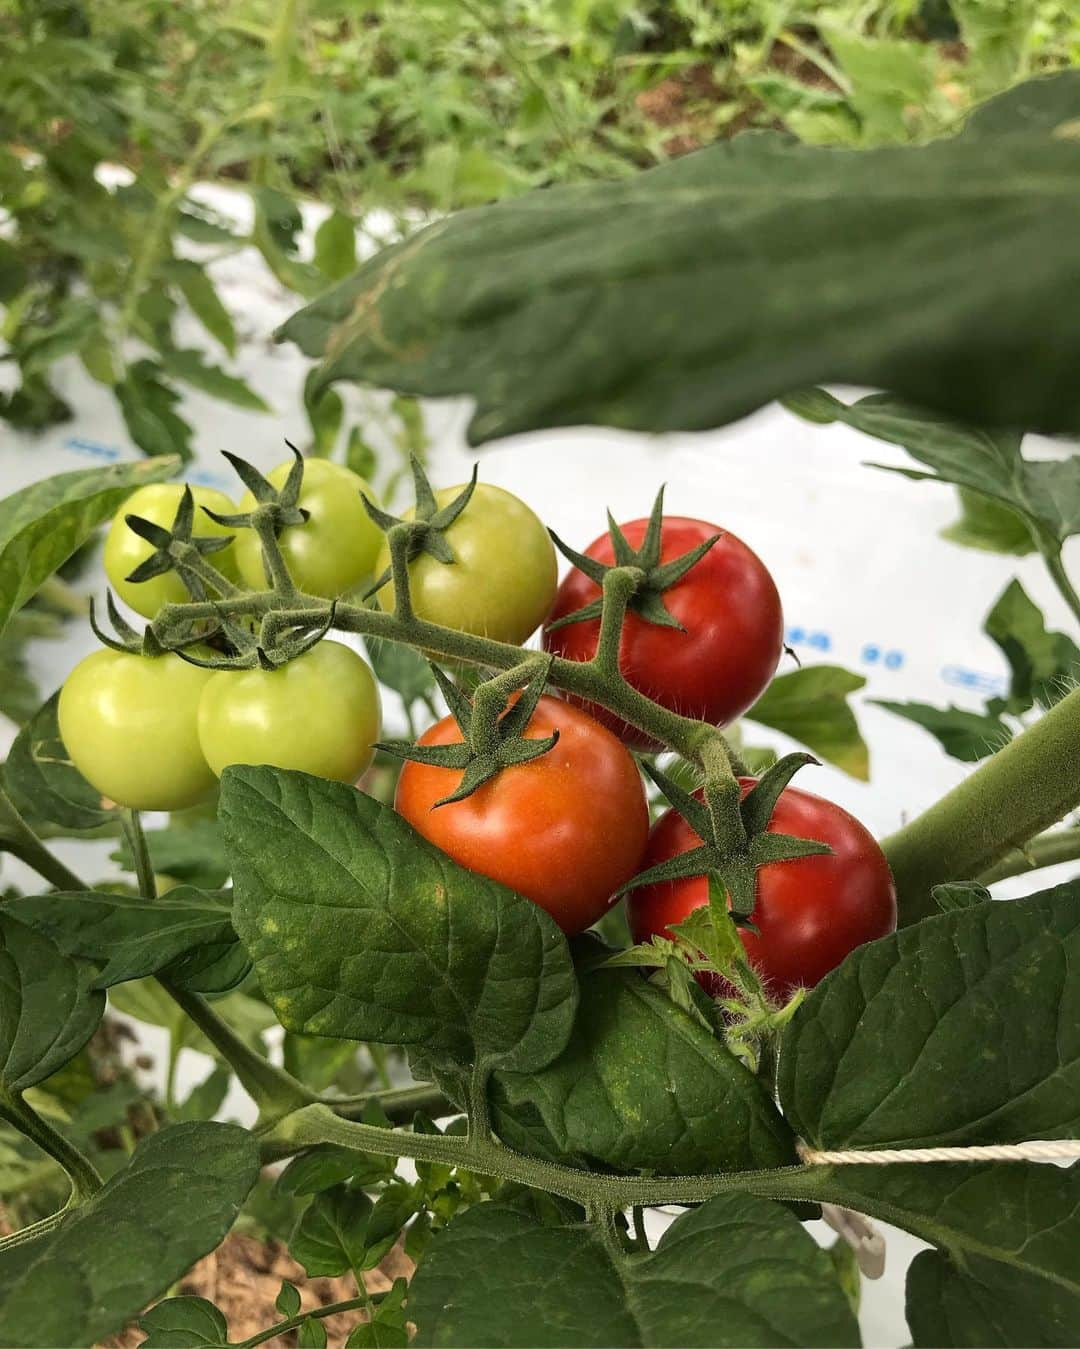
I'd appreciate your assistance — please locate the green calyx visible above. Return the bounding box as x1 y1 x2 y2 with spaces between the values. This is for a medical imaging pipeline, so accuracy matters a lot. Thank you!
90 591 196 660
203 444 310 536
546 486 721 633
122 483 236 601
362 456 478 599
376 659 558 805
623 751 832 919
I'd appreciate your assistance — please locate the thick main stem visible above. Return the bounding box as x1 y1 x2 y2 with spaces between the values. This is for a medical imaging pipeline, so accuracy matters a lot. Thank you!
883 686 1080 924
0 785 85 895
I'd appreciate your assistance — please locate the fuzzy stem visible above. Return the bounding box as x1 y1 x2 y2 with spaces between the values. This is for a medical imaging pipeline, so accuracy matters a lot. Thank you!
252 511 296 597
122 809 157 900
234 1292 384 1349
976 825 1080 885
883 686 1080 924
1044 546 1080 628
321 1082 453 1124
592 567 642 675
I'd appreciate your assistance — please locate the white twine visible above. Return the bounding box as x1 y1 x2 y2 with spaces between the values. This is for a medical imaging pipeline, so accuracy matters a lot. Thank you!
797 1139 1080 1165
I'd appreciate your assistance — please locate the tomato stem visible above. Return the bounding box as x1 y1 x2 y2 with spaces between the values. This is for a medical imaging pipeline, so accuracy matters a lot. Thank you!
883 685 1080 924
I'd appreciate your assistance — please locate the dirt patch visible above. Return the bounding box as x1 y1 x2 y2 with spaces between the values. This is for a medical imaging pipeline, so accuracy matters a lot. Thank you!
104 1231 414 1348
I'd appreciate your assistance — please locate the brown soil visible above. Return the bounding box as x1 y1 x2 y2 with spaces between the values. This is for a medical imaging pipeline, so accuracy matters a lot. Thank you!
104 1231 415 1348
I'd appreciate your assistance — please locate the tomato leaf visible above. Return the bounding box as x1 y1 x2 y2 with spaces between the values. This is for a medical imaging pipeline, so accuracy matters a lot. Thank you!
789 389 1080 551
3 689 117 830
220 765 578 1076
166 259 237 356
408 1192 859 1347
157 346 270 412
314 209 358 281
940 488 1036 557
290 1185 375 1277
778 878 1080 1149
116 360 193 460
4 887 237 989
279 72 1080 443
490 943 796 1174
0 1122 258 1348
0 913 105 1093
745 664 869 779
140 1296 230 1348
983 579 1080 713
869 700 1013 762
0 458 177 641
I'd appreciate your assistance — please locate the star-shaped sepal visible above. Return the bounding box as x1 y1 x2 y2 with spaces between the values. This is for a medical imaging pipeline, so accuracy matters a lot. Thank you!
361 456 478 600
90 590 215 660
375 659 559 806
200 444 310 534
123 484 235 601
620 751 832 921
545 485 722 633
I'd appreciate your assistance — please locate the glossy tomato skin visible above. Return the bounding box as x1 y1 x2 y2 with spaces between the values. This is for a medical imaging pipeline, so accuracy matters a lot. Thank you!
543 517 783 747
198 640 381 783
374 484 556 645
234 459 382 598
628 780 896 994
59 649 216 811
395 695 648 935
104 483 239 618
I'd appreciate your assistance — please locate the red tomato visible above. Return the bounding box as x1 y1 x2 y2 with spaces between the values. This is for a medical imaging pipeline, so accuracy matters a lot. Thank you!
395 696 649 935
543 517 783 747
627 780 896 994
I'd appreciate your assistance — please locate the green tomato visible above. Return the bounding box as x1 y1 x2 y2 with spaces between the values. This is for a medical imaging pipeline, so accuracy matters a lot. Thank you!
59 650 216 811
374 483 556 643
234 458 382 598
197 640 381 784
103 483 239 618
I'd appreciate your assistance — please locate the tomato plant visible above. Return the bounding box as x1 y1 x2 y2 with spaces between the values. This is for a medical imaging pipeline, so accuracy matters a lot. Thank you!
395 693 648 934
544 514 783 746
104 483 239 618
58 649 215 811
628 780 897 993
198 641 381 784
3 64 1080 1349
234 458 383 598
373 482 556 644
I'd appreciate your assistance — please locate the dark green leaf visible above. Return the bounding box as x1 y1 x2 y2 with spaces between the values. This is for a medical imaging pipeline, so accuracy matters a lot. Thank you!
6 887 236 989
290 1185 373 1277
409 1192 859 1347
870 699 1012 761
314 210 357 281
0 458 177 640
0 913 105 1092
746 665 869 779
491 946 795 1174
298 1318 328 1349
789 1161 1080 1349
276 1281 302 1318
778 879 1080 1148
279 72 1080 444
168 259 237 356
140 1296 230 1348
117 360 193 460
221 766 577 1076
941 488 1035 556
0 1122 258 1348
984 579 1080 712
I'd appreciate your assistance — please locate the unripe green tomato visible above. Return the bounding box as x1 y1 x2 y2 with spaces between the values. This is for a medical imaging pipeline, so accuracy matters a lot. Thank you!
233 459 382 598
197 640 381 784
103 483 239 618
59 650 217 811
374 483 557 644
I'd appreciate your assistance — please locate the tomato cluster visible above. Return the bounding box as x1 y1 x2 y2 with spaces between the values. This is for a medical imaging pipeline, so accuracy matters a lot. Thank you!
64 455 895 993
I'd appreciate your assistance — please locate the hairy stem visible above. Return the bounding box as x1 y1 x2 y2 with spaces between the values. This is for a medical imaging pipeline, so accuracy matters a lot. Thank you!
122 809 157 900
321 1082 453 1124
262 1104 814 1208
234 1292 384 1349
883 686 1080 924
976 825 1080 885
1043 546 1080 629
